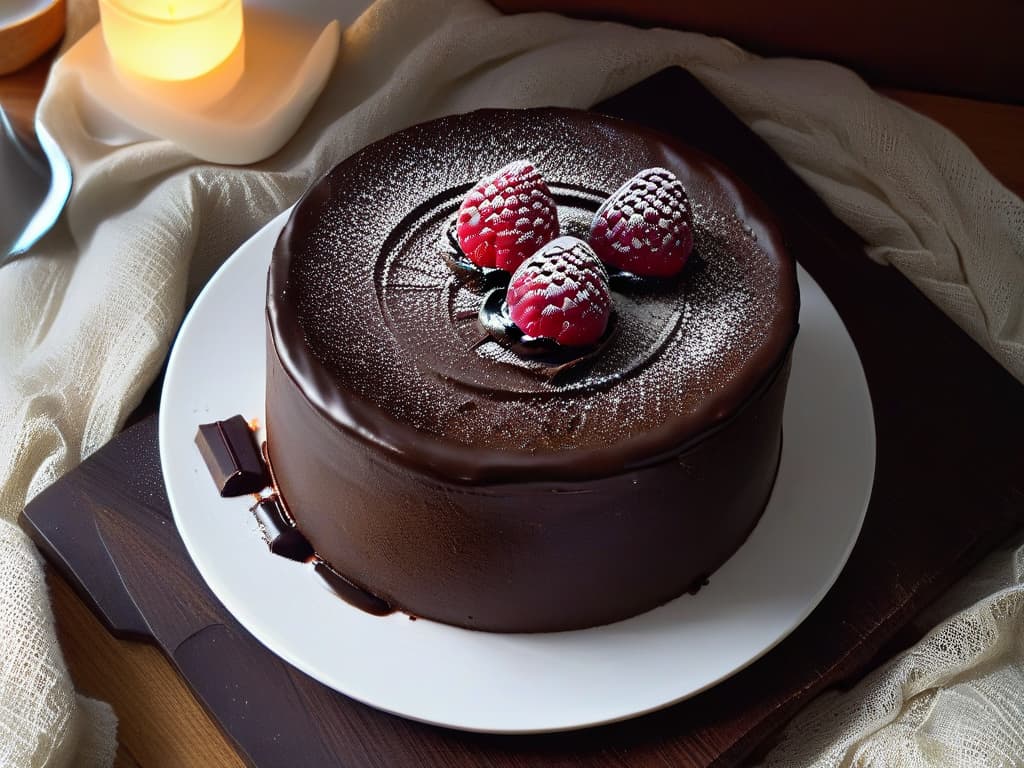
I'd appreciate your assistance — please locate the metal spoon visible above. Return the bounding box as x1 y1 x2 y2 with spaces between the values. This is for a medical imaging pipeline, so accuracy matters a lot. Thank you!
0 103 72 264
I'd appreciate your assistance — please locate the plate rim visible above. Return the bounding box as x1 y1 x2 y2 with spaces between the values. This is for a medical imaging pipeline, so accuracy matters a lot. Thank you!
159 208 875 734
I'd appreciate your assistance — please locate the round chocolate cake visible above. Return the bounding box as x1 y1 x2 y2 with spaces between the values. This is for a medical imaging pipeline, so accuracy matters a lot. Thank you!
265 108 799 633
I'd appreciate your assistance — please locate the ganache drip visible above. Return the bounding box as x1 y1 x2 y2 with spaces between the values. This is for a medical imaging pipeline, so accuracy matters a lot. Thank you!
314 560 394 616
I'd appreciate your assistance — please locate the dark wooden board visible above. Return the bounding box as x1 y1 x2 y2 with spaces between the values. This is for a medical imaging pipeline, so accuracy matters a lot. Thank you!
21 68 1024 768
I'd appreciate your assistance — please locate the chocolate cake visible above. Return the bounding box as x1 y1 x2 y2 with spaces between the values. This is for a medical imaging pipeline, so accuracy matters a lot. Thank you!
265 108 799 633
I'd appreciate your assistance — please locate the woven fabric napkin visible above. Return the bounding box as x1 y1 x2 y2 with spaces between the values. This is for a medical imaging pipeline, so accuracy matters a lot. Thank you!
1 0 1022 765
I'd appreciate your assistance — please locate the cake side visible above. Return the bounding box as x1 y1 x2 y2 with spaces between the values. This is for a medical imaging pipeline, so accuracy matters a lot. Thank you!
266 331 791 632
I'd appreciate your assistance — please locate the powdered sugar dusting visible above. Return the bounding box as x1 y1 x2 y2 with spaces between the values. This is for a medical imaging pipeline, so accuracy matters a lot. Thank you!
285 110 791 454
507 236 611 347
591 167 694 277
456 160 559 272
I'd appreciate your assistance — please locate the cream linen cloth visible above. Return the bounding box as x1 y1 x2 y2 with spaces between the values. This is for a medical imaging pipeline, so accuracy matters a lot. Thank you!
2 0 1023 765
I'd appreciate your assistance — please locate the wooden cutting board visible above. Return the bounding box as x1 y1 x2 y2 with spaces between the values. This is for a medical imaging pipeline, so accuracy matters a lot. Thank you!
21 68 1024 768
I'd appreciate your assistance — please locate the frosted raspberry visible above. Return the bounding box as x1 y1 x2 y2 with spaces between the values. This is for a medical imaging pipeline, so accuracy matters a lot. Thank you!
506 236 612 347
457 160 559 272
589 167 693 278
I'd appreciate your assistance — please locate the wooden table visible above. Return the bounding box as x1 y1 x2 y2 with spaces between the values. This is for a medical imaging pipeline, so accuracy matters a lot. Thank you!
4 42 1024 768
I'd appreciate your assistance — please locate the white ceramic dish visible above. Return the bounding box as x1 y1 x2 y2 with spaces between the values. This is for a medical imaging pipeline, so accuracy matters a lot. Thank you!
160 209 875 734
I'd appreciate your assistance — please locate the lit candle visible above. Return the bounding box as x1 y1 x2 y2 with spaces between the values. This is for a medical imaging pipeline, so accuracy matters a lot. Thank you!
99 0 244 82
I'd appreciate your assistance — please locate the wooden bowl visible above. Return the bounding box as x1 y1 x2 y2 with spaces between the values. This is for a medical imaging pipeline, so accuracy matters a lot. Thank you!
0 0 66 75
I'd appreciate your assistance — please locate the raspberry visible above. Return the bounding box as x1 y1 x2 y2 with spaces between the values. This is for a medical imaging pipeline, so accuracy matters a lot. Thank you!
506 236 612 347
457 160 559 272
589 167 694 278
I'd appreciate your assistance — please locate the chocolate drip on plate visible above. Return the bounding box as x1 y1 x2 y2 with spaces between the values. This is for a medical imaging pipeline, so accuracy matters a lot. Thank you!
314 560 394 616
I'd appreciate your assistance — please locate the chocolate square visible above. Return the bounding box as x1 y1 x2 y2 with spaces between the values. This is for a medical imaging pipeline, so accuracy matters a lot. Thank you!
195 415 268 496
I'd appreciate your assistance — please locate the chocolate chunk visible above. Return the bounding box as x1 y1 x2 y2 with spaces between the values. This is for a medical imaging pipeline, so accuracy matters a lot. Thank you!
314 560 394 616
250 497 313 562
686 575 711 595
195 415 267 496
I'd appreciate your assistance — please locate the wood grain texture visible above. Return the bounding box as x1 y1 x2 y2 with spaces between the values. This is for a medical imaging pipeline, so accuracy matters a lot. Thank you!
492 0 1024 103
0 50 52 149
49 570 244 768
21 67 1024 768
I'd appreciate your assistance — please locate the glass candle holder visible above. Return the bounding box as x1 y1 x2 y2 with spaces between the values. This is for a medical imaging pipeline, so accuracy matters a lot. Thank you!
99 0 244 82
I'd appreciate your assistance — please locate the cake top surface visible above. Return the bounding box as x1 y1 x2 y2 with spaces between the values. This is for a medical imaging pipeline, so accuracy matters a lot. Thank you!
268 108 798 483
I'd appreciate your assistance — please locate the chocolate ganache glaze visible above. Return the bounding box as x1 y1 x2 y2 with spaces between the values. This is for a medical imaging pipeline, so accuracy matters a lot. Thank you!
266 108 799 633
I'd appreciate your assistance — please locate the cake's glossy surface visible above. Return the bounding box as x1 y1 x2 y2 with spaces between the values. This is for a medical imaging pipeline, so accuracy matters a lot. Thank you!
265 108 798 632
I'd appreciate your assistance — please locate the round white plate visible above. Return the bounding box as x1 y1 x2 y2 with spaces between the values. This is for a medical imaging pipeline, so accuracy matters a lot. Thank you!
160 209 875 734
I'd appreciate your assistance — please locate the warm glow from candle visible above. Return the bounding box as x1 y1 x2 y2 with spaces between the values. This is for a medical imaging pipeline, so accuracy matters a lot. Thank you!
99 0 243 81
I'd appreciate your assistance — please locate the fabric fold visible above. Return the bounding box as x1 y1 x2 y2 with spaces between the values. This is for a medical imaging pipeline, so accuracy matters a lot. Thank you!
1 0 1021 764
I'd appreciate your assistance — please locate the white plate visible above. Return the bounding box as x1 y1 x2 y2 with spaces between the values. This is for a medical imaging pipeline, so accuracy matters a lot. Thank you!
160 209 875 734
